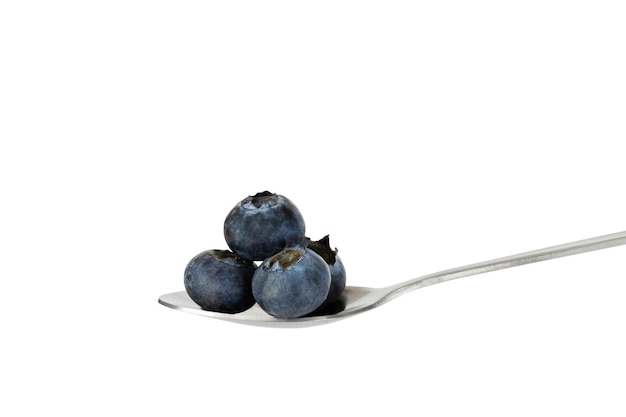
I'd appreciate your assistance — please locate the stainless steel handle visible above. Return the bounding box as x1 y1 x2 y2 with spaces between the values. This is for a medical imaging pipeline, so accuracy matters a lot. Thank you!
389 231 626 299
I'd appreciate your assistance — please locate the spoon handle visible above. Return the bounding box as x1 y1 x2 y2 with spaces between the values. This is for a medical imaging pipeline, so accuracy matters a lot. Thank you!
388 231 626 299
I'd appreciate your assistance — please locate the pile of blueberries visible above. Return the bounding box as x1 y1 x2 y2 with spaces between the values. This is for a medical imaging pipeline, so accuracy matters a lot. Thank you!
184 191 346 319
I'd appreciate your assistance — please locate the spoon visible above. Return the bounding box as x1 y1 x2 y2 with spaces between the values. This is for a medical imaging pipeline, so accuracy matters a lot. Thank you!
158 231 626 328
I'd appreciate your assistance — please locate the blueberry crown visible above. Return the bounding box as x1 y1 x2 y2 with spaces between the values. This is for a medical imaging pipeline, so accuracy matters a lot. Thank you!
306 235 337 265
267 248 303 268
248 191 278 208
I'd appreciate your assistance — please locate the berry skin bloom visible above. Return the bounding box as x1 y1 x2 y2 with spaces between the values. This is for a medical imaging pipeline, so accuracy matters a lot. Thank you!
184 249 256 313
224 191 306 261
252 246 331 319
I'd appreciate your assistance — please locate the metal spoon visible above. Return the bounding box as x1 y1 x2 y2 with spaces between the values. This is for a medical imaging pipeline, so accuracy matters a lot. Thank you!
158 231 626 328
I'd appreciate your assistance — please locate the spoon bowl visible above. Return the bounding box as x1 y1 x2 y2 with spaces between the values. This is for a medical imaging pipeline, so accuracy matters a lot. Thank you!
159 231 626 328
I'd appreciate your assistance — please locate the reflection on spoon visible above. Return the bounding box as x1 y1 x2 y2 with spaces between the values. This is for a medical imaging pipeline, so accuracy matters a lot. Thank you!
159 231 626 328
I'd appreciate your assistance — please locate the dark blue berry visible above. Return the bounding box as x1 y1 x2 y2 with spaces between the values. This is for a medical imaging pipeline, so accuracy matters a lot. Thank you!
224 191 306 261
184 250 256 313
252 246 330 318
307 235 346 306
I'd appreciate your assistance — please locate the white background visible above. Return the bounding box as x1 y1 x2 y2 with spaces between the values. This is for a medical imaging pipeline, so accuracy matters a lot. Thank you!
1 1 625 416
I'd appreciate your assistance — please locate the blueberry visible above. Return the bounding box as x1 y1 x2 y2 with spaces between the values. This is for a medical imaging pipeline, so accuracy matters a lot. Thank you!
224 191 306 261
184 249 256 313
252 246 331 318
307 235 346 306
